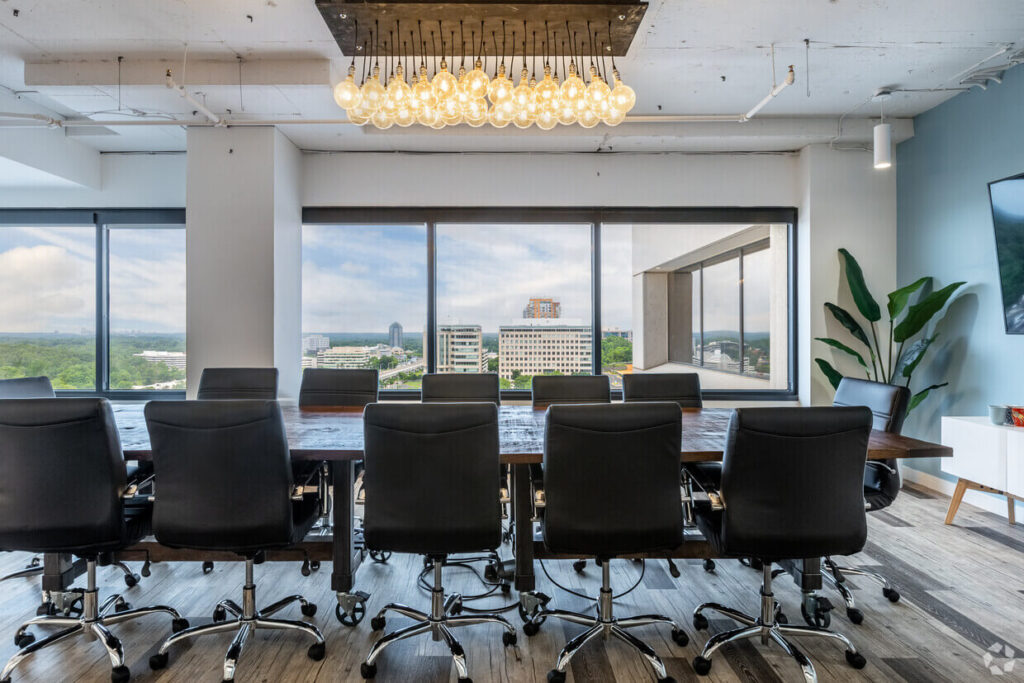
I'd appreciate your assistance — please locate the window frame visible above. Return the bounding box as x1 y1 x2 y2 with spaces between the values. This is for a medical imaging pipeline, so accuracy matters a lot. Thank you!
303 207 798 401
0 208 187 400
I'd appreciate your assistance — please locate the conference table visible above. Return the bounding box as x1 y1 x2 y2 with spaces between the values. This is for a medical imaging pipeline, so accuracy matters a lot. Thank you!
43 402 952 625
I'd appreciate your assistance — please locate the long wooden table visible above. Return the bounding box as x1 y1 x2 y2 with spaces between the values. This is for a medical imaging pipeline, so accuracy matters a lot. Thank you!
53 402 951 622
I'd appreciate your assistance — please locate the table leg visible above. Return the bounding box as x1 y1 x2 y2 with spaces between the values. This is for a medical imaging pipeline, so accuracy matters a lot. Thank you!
330 461 360 594
778 558 822 592
944 478 969 525
512 463 536 593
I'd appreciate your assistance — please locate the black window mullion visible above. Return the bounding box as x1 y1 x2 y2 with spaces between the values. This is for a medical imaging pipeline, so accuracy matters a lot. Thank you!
95 217 110 393
426 221 437 375
738 250 745 375
591 221 601 376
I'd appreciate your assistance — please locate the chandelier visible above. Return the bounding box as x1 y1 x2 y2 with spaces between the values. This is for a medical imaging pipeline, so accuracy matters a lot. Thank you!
332 19 636 129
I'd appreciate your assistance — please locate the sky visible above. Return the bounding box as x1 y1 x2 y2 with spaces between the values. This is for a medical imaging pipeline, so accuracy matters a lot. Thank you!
0 225 185 335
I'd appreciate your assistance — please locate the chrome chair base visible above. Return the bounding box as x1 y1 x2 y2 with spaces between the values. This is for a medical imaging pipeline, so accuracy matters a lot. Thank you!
1 560 185 683
149 558 324 682
526 560 688 683
822 556 901 624
361 560 516 681
692 564 866 683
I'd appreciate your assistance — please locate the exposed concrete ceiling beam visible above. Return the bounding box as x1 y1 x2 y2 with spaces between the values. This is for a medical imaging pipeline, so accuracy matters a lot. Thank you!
25 59 331 87
0 92 100 188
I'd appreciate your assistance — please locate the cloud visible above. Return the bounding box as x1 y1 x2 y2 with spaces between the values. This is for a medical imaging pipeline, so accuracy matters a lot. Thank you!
0 243 94 333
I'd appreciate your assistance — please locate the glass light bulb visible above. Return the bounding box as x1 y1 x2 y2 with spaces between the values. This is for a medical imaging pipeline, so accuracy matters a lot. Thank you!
465 99 488 127
556 100 577 125
586 67 611 108
385 65 412 109
535 67 559 111
512 107 534 128
440 97 462 124
371 109 393 129
333 66 362 110
611 80 636 113
432 59 459 101
413 65 437 108
347 102 371 126
394 106 416 127
536 108 558 130
488 104 511 128
560 63 586 106
360 67 386 113
430 117 446 130
577 106 599 128
512 69 533 112
442 110 463 126
602 108 626 126
465 60 490 99
416 103 440 127
487 64 514 103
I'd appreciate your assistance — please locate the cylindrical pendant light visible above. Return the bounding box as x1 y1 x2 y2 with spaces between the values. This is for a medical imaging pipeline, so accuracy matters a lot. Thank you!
873 122 892 169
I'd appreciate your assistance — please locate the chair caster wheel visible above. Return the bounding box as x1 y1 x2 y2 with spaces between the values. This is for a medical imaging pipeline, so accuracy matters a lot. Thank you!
172 618 190 633
336 599 367 626
847 607 864 624
776 611 788 624
368 550 392 564
801 596 833 629
883 587 900 603
500 582 512 594
114 598 131 613
547 670 567 683
667 559 681 578
149 652 169 670
124 572 140 588
522 621 540 636
301 602 318 617
370 615 386 631
36 602 55 617
307 642 326 661
141 560 152 577
572 560 586 573
14 632 34 648
360 662 377 679
502 630 518 647
693 656 712 676
111 665 131 683
301 560 311 577
212 606 227 623
846 650 867 669
671 628 689 646
310 560 321 571
692 613 708 631
702 559 716 573
202 561 214 574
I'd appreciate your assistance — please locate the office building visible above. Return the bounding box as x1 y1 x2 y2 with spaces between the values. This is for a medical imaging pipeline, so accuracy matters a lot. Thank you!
498 319 593 379
522 297 561 319
436 324 487 373
316 346 370 369
388 322 403 349
302 334 330 354
601 327 633 342
134 350 187 370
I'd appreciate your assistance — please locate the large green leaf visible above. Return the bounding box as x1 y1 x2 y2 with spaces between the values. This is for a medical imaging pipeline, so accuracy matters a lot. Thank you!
893 282 966 342
814 358 845 390
824 302 872 349
887 277 931 319
839 248 881 322
815 337 869 372
907 382 948 414
896 334 938 379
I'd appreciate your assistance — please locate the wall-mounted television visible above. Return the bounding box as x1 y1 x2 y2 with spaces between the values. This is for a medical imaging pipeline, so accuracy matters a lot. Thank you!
990 172 1024 334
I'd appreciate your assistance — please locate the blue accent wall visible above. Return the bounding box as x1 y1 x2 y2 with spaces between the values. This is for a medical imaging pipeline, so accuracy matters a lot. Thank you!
897 63 1024 501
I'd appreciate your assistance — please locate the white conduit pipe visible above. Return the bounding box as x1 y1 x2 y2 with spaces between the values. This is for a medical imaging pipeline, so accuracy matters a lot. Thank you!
165 70 223 126
740 65 795 122
0 111 62 127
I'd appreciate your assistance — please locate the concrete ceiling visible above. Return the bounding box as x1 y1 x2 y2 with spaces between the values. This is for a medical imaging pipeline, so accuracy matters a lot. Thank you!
0 0 1022 153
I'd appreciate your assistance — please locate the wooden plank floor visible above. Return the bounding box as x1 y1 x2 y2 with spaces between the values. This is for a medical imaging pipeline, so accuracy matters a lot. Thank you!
1 483 1022 682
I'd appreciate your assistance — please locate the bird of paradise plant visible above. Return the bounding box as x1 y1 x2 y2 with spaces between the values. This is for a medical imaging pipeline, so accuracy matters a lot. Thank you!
815 248 965 415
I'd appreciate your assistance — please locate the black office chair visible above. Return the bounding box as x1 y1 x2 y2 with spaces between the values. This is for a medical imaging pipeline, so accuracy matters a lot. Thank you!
144 400 325 682
689 407 872 680
196 367 279 399
421 372 500 403
525 403 689 683
360 403 516 682
825 377 910 623
0 399 187 683
531 374 611 407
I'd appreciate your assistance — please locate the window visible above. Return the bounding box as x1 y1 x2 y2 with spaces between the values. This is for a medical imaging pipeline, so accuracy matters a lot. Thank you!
303 209 796 399
0 210 186 396
301 224 427 390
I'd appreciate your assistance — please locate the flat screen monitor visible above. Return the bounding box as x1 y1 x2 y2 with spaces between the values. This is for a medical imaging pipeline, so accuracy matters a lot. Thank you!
990 172 1024 334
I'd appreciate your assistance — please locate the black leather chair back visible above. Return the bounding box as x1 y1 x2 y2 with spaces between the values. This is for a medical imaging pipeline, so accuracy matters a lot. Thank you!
622 373 702 408
196 367 278 400
832 378 910 510
362 403 500 555
532 375 610 408
421 373 500 404
718 407 872 560
0 399 127 555
298 368 378 407
144 400 296 553
0 376 55 398
543 403 683 557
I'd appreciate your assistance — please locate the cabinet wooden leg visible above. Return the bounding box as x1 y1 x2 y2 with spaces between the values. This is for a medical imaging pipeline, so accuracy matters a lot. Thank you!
1009 497 1016 526
945 478 968 525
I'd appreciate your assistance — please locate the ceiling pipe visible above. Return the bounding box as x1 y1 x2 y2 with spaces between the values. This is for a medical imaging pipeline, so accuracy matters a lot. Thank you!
0 111 62 127
741 65 795 122
165 70 224 126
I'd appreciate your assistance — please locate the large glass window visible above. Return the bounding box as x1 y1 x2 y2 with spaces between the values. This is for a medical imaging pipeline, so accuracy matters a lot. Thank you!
301 224 427 390
436 223 592 390
0 225 97 390
701 256 741 373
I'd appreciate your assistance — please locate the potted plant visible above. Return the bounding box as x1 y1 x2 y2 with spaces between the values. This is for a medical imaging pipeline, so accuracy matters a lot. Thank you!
815 249 965 414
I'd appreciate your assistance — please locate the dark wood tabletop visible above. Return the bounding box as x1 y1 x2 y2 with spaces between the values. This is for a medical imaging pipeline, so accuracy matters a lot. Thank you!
112 402 952 463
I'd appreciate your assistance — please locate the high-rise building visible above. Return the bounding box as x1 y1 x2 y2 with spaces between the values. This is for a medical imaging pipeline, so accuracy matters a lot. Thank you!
437 324 487 373
388 321 403 348
498 318 592 379
602 327 633 342
522 297 561 319
317 346 370 369
302 334 330 353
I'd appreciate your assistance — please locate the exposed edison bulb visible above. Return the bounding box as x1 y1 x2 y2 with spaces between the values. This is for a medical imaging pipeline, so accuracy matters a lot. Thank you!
440 97 462 125
413 65 437 108
416 102 441 127
430 117 447 130
578 106 600 128
432 59 459 101
556 98 577 125
560 62 586 106
602 108 626 126
385 64 412 111
610 69 636 113
512 68 533 113
360 66 386 113
536 108 558 130
347 102 372 126
333 65 362 110
465 98 488 127
487 63 514 103
512 107 534 128
488 104 512 128
534 66 559 111
465 59 490 99
586 67 612 111
394 105 416 127
371 109 394 130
